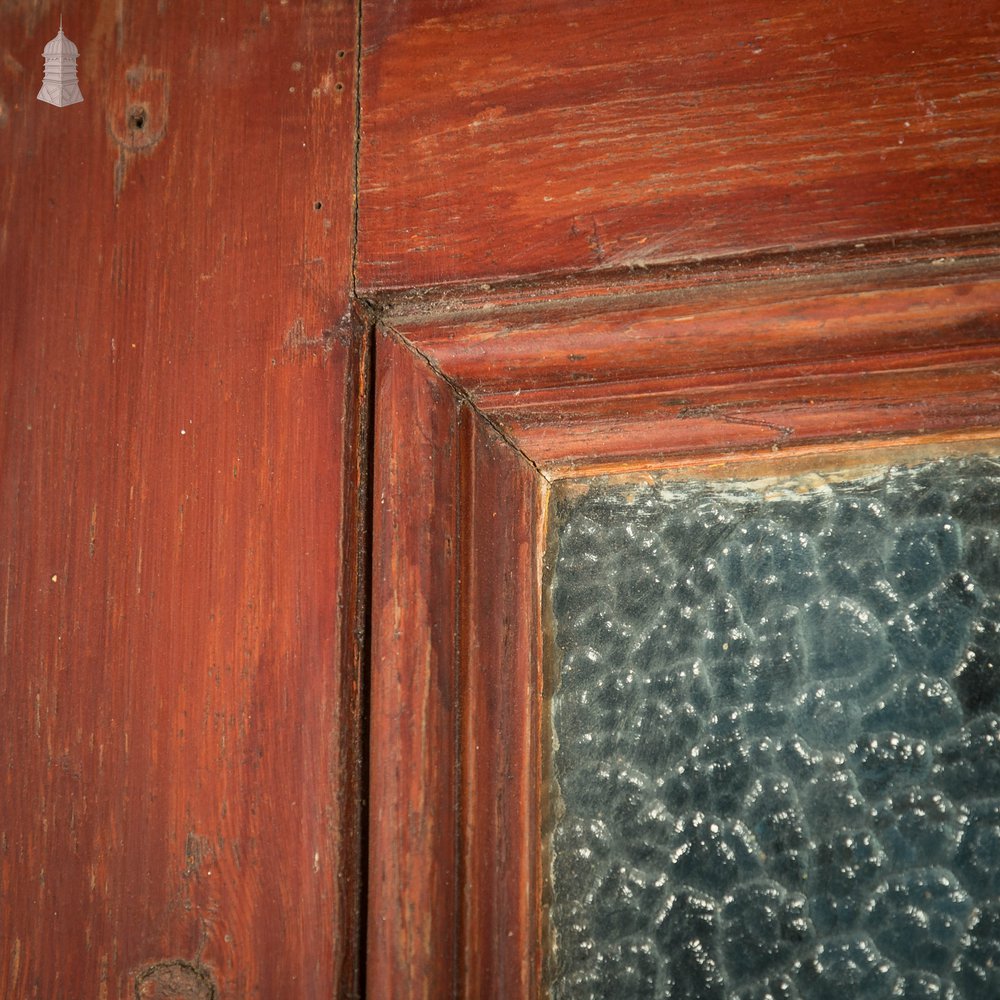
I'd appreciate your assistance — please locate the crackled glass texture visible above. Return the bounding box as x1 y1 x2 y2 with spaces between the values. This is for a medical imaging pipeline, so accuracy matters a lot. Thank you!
550 456 1000 999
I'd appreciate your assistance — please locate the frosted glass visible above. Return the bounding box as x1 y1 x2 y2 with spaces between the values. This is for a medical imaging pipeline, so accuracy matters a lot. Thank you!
550 456 1000 999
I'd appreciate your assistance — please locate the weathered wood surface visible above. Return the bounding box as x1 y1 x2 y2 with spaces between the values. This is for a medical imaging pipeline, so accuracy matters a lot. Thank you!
0 3 362 996
6 0 999 994
391 266 1000 478
369 331 462 1000
378 267 1000 993
373 231 1000 318
369 329 547 998
458 406 546 999
358 0 1000 292
361 2 1000 994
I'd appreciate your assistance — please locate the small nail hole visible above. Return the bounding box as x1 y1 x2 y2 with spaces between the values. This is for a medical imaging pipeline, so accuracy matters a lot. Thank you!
334 82 344 92
337 50 346 58
314 201 323 210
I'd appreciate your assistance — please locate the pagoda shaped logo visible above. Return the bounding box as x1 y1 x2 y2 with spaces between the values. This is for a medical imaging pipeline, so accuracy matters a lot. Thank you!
37 18 83 108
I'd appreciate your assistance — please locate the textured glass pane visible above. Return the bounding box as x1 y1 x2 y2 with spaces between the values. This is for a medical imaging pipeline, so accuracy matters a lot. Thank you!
549 455 1000 1000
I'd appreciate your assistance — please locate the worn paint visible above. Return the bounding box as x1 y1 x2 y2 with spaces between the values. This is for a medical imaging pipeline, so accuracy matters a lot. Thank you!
359 0 1000 290
0 0 364 996
107 64 169 200
391 268 1000 478
134 960 216 1000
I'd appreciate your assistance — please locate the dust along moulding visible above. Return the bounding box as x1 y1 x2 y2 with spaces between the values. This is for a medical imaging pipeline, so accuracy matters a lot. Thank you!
37 18 83 108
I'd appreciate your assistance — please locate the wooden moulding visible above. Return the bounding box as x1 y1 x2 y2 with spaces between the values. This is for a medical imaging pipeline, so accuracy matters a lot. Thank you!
367 263 1000 997
369 330 548 999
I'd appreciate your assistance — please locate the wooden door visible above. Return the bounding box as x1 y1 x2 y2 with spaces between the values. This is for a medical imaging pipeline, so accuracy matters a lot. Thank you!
1 4 363 996
358 1 1000 996
5 0 1000 996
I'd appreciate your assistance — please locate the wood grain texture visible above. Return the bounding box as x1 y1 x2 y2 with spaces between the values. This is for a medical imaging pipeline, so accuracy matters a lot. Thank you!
373 231 1000 319
375 268 1000 997
362 3 1000 991
392 269 1000 478
369 331 462 1000
0 2 362 996
6 0 995 993
369 330 547 998
459 406 546 999
358 0 1000 292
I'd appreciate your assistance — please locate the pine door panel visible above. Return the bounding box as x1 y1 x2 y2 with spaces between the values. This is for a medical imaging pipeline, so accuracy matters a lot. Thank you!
0 3 363 996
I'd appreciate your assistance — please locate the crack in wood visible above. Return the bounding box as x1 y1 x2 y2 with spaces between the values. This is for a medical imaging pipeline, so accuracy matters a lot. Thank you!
676 403 795 441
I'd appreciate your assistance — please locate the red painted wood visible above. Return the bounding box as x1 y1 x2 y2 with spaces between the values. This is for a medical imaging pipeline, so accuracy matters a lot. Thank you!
369 331 462 1000
396 272 1000 395
376 270 1000 995
391 269 1000 477
375 232 1000 319
7 1 996 994
459 408 546 999
358 0 1000 292
360 2 1000 993
500 364 1000 477
369 330 548 998
0 3 362 996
